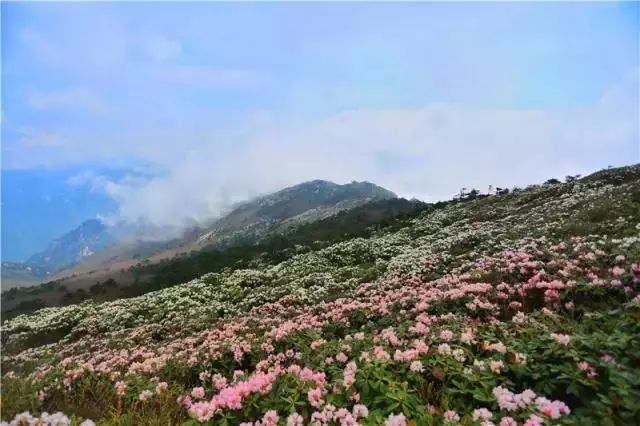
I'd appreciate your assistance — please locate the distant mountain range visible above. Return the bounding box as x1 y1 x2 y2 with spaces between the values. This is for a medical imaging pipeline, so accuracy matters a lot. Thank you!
1 180 396 290
26 218 115 272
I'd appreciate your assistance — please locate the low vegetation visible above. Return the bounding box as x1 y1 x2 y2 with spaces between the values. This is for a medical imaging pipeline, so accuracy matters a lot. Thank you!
1 198 425 320
2 165 639 425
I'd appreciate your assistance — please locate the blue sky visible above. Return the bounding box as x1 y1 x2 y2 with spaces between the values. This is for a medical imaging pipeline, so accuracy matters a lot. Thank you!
2 168 119 260
2 2 639 261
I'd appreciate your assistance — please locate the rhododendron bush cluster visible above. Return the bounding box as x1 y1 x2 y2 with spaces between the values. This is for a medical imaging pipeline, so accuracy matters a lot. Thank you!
2 166 640 425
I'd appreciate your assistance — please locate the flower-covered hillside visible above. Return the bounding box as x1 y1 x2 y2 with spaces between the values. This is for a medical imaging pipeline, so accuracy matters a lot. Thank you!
2 165 640 425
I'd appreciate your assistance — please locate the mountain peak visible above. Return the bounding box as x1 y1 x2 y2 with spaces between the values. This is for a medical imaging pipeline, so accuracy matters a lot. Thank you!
273 179 396 199
243 179 396 219
12 179 397 282
26 218 114 272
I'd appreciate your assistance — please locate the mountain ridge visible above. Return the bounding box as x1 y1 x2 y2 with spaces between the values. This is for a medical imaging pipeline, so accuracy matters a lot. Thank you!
1 179 397 290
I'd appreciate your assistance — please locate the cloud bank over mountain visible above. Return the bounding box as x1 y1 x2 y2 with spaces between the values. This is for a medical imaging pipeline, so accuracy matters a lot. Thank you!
77 69 638 227
3 2 638 230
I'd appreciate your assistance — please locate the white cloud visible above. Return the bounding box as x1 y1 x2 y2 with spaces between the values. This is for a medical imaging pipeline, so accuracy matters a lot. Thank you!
17 129 65 148
91 71 637 227
165 66 269 90
27 88 109 115
139 34 182 63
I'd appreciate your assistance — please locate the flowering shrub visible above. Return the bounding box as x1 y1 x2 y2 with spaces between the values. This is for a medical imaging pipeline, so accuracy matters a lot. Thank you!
2 165 640 425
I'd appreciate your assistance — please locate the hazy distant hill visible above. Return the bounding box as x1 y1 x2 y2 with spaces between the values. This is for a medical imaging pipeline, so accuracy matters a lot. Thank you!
1 219 117 290
1 180 397 292
0 262 51 290
26 219 116 272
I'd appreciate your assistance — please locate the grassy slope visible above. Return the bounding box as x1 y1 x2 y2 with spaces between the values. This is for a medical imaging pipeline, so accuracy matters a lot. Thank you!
1 165 639 425
1 198 425 320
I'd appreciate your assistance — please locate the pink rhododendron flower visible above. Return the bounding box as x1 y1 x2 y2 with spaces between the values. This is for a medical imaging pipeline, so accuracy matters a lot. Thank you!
601 354 616 364
138 390 153 401
440 329 454 341
308 387 324 408
287 364 302 375
155 381 168 394
188 401 215 422
486 341 507 354
612 266 625 276
544 288 560 302
550 333 571 346
191 386 206 399
512 312 526 323
311 411 328 424
493 386 537 412
177 394 192 408
394 349 419 362
311 339 326 349
385 413 407 426
343 361 357 388
443 410 460 423
262 410 279 426
500 417 518 426
460 328 475 344
353 404 369 419
631 263 640 282
373 346 391 361
490 360 504 373
524 414 544 426
114 381 126 396
410 361 424 372
212 374 229 390
536 397 571 419
473 408 493 422
286 412 304 426
438 343 451 355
